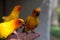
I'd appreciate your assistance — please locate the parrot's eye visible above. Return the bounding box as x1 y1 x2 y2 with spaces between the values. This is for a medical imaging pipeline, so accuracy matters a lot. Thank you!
33 10 40 14
18 20 22 23
33 10 36 13
19 21 21 23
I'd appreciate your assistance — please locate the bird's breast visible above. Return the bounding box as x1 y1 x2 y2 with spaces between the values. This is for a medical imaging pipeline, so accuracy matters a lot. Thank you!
0 23 15 38
26 18 39 30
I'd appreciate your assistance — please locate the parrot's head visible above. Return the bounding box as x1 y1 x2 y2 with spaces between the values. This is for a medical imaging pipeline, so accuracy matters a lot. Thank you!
33 8 41 17
13 5 22 11
13 18 25 29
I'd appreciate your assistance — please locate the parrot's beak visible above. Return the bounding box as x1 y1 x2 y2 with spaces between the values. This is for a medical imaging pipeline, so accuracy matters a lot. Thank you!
20 23 26 29
22 23 26 26
36 13 40 16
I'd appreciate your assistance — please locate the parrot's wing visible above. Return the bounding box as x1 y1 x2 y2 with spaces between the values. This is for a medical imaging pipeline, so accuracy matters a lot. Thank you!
22 16 30 32
35 18 39 28
25 16 31 24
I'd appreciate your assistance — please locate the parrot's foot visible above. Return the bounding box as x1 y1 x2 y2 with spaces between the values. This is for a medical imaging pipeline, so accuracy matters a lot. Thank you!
22 30 28 34
22 31 28 34
31 31 35 33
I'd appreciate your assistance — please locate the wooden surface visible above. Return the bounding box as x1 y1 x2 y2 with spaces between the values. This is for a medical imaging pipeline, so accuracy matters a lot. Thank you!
6 32 40 40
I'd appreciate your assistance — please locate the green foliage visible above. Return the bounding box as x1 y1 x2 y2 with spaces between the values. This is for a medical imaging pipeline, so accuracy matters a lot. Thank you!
57 6 60 23
57 6 60 15
51 26 60 38
58 0 60 4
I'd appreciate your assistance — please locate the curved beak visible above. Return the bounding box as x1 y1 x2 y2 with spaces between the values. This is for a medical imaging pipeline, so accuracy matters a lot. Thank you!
20 23 26 29
22 23 26 26
36 13 40 16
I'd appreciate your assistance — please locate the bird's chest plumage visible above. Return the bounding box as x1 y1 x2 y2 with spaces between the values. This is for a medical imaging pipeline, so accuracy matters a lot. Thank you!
29 18 37 26
26 17 39 29
0 23 15 38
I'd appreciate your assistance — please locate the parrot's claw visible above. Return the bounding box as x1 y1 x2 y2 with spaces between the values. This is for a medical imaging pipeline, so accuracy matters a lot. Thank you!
31 31 35 33
32 32 35 33
26 32 28 34
22 31 28 34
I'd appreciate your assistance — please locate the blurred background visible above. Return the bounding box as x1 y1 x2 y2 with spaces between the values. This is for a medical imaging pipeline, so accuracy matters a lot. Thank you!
50 0 60 40
0 0 60 40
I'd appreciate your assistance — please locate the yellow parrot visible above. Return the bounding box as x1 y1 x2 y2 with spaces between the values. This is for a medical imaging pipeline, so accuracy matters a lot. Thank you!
0 18 24 40
23 8 41 33
2 5 22 22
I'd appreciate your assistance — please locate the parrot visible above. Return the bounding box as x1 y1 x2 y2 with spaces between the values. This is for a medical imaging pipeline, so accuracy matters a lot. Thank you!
2 5 22 22
0 18 24 40
23 8 41 33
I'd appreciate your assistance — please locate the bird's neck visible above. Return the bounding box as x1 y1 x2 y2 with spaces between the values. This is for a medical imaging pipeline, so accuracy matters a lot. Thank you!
31 14 38 18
